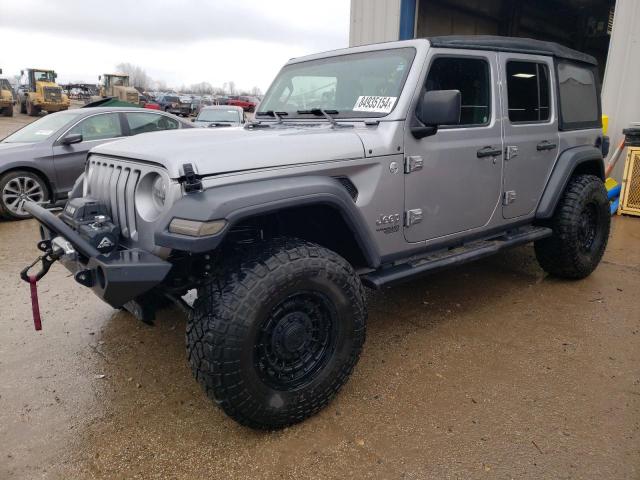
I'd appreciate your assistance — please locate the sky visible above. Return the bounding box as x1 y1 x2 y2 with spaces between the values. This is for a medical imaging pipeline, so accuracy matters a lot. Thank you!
0 0 350 92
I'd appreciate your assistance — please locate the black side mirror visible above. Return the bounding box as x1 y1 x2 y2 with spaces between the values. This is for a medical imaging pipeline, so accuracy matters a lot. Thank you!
412 89 461 139
62 133 83 145
191 118 195 122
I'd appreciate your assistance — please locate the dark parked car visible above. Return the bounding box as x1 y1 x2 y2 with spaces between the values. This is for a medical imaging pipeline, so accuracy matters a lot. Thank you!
227 95 259 112
156 95 191 116
0 107 192 219
191 105 245 127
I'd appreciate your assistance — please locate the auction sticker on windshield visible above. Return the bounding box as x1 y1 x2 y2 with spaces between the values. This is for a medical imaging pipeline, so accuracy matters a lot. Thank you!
353 96 397 113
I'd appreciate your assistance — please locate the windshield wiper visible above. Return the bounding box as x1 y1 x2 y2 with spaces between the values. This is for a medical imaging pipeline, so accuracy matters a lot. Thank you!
296 108 338 125
256 110 288 123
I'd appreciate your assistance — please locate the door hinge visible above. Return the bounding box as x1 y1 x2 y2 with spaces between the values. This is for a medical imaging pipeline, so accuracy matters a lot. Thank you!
405 208 423 226
503 190 517 205
404 155 423 174
505 145 519 161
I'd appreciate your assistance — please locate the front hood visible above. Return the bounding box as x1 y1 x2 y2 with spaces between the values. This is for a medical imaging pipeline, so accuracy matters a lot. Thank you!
90 125 366 178
36 81 59 89
0 142 35 154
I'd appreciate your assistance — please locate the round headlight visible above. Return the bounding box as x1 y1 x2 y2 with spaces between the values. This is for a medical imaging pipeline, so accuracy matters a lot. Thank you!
151 175 167 209
135 172 169 222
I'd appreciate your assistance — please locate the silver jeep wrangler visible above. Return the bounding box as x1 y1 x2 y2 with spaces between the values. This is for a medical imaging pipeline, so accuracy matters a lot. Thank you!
23 36 610 429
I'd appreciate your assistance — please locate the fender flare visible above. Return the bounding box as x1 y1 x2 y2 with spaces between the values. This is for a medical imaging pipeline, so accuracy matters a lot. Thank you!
536 146 604 219
154 175 381 267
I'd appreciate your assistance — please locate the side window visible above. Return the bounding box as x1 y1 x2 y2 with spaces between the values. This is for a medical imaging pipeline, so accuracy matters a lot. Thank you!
506 61 550 123
126 112 179 135
425 57 491 126
557 62 599 127
69 113 122 141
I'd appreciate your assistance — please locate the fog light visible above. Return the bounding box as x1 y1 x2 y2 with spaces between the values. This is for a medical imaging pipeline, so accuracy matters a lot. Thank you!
169 218 227 236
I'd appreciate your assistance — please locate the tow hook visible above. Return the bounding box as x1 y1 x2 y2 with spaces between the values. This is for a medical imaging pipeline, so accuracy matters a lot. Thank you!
20 240 63 331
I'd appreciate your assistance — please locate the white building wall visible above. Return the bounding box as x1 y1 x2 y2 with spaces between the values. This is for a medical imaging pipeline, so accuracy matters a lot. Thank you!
349 0 401 47
601 0 640 181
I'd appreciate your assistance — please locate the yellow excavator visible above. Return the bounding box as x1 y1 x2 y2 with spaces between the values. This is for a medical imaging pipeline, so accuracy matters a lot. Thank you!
17 68 70 116
92 73 140 104
0 68 15 117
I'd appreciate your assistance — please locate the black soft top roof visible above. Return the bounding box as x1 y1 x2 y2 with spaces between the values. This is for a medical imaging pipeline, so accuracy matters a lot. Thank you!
428 35 597 66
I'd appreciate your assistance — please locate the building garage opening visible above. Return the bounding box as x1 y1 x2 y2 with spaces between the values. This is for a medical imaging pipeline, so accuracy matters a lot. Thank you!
414 0 615 76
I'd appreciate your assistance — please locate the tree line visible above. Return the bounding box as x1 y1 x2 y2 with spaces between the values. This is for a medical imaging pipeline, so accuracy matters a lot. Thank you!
115 62 262 96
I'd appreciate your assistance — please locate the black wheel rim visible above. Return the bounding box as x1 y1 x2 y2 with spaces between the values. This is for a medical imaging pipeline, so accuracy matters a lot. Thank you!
578 202 599 252
254 291 337 391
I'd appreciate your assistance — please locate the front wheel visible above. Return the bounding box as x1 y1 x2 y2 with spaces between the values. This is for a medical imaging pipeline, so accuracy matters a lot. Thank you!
186 238 367 429
0 170 49 220
26 101 40 116
2 106 13 117
535 174 610 279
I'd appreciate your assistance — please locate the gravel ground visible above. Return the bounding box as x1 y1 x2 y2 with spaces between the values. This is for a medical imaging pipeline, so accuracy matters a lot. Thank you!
0 108 639 479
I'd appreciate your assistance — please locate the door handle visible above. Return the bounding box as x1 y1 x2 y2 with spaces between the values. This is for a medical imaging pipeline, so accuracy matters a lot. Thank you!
477 146 502 158
536 140 557 151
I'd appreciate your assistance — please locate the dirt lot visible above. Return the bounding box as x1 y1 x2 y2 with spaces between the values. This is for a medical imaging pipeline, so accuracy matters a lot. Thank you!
0 108 639 479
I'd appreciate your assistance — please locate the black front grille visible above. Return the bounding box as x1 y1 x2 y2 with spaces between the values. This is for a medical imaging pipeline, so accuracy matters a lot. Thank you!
44 87 62 102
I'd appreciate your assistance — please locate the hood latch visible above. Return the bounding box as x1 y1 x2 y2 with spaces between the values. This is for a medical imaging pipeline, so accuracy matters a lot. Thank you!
181 163 203 193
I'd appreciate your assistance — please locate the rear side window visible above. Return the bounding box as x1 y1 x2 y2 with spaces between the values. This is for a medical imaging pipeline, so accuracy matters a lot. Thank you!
426 57 490 127
506 61 550 123
126 112 180 135
557 62 600 128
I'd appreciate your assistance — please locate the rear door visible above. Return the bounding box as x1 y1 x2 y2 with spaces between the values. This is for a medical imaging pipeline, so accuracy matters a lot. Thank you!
499 53 559 218
52 112 125 193
403 50 503 242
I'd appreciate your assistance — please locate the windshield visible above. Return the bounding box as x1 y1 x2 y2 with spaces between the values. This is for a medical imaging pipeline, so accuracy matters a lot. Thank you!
107 76 127 87
0 79 11 90
33 70 56 82
258 48 415 118
196 109 241 123
2 111 82 143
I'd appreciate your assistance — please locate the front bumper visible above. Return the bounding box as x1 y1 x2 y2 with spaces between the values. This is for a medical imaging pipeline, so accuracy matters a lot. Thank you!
23 201 172 308
167 106 190 115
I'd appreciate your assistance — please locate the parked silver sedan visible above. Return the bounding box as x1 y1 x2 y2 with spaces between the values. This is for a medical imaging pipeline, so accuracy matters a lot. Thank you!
191 105 245 128
0 107 192 219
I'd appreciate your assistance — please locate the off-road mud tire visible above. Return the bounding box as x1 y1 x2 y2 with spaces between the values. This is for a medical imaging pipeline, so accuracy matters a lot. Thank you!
535 174 610 279
186 238 367 430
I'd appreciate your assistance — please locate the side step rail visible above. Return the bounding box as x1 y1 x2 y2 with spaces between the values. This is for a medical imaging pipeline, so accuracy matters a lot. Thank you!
361 226 552 289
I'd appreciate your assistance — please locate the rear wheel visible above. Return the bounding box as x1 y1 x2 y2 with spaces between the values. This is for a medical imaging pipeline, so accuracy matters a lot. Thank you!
534 174 610 279
186 238 367 429
0 170 49 220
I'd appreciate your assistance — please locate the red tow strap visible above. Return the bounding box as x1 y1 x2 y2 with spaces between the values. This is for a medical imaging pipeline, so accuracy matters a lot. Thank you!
28 275 42 331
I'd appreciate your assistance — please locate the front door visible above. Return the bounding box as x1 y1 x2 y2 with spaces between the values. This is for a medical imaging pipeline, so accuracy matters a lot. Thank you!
404 51 503 243
52 112 125 194
498 53 559 218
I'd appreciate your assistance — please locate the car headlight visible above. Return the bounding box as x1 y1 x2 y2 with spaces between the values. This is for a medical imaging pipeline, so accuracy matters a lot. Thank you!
151 175 167 210
135 172 169 221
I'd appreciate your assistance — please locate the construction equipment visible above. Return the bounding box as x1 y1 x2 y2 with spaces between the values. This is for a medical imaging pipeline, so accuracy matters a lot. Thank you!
91 74 139 104
0 68 15 117
17 68 70 116
618 126 640 216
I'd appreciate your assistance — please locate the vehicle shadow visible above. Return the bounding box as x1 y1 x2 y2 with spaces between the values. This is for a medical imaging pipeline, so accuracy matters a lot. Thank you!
54 244 547 477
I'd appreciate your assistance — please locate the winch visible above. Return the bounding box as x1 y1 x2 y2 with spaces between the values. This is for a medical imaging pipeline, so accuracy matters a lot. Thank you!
60 197 120 254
